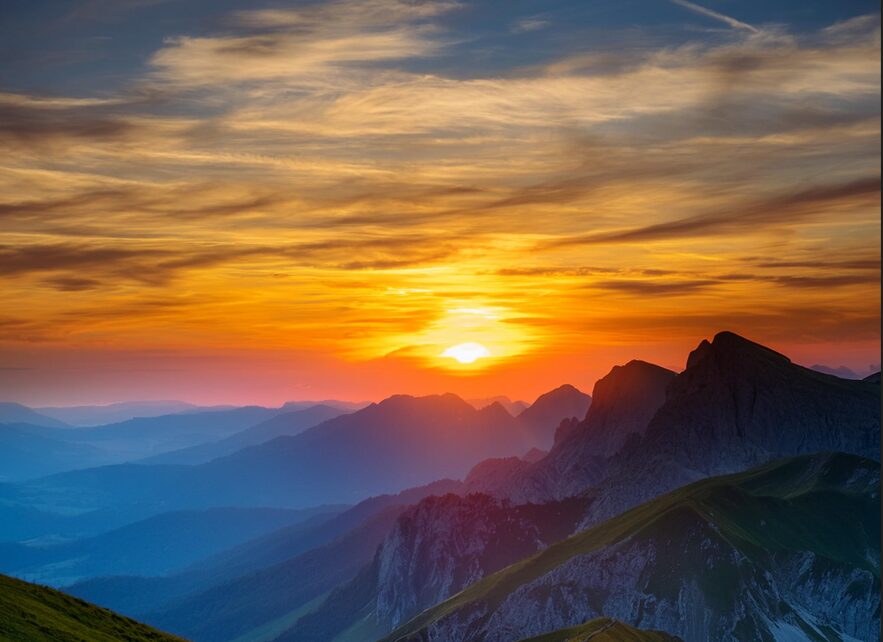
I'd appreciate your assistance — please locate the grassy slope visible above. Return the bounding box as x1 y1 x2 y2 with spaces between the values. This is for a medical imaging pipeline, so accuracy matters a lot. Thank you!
0 573 183 642
517 617 678 641
385 452 879 641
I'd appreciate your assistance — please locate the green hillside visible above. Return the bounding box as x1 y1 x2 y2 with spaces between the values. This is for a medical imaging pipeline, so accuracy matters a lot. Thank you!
517 617 679 641
386 452 880 641
0 573 184 642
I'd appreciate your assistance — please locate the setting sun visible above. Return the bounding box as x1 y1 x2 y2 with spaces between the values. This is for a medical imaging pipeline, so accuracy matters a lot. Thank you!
441 342 491 365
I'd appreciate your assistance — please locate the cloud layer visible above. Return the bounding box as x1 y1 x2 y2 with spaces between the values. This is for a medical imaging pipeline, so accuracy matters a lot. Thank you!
0 1 879 402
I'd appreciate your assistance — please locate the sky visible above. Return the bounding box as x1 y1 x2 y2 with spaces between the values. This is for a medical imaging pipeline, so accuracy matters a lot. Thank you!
0 0 880 406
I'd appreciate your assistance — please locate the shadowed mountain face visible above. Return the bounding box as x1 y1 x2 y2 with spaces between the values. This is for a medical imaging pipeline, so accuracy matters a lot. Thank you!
386 453 881 642
467 360 676 502
0 573 183 642
584 331 880 526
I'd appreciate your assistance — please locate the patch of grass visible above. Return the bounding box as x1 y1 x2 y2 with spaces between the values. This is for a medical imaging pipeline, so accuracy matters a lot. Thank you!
0 573 184 642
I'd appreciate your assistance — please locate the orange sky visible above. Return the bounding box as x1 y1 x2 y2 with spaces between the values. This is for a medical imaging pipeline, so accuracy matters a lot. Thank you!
0 1 880 406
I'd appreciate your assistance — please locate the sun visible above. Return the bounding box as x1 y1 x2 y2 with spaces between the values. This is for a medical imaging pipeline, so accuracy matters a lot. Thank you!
441 342 491 364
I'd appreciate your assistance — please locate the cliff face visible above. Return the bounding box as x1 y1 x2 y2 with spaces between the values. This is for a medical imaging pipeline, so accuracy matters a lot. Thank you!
283 494 587 641
584 331 881 527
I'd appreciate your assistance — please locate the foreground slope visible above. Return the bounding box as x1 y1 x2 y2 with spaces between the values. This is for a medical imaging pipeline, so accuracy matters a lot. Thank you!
385 452 880 642
0 573 183 642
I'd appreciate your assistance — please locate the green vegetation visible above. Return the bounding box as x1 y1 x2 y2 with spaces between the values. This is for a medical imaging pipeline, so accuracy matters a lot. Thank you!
517 617 678 642
0 573 184 642
385 452 879 641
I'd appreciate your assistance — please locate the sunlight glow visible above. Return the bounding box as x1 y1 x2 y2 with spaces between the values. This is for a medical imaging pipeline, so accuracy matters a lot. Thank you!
441 342 491 364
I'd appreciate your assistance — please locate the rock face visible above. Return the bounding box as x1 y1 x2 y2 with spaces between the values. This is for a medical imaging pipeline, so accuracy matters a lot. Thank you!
385 453 881 642
585 331 881 526
283 494 587 642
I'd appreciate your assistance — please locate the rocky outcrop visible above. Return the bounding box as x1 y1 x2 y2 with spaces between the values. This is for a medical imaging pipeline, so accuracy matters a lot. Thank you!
386 453 881 642
584 331 881 527
283 494 587 641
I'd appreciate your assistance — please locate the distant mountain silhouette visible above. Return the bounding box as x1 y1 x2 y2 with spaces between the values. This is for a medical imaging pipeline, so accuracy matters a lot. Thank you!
0 506 331 586
0 423 110 482
6 390 587 522
467 396 529 415
71 480 461 641
0 402 69 428
810 364 861 378
35 401 208 427
139 404 346 465
516 384 592 448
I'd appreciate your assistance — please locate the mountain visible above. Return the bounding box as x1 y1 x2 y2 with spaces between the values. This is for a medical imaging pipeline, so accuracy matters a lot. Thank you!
467 361 676 502
68 480 461 623
0 506 337 586
516 618 679 642
385 452 880 642
865 371 881 383
810 364 860 379
583 331 880 526
139 404 347 465
0 423 111 482
48 405 290 460
0 573 183 642
468 396 529 415
280 494 587 642
517 385 592 448
7 394 536 520
0 402 69 428
35 401 206 427
143 505 409 642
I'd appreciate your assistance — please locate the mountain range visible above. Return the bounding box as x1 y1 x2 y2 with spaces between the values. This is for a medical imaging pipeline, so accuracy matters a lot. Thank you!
0 330 878 642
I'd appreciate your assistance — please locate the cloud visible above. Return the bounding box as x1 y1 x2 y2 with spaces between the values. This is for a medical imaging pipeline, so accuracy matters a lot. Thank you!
0 6 878 369
511 17 550 35
149 0 460 87
548 177 881 247
671 0 759 33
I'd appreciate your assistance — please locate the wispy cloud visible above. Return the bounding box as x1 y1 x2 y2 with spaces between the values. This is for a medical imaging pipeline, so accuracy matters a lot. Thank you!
671 0 759 33
0 2 879 375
